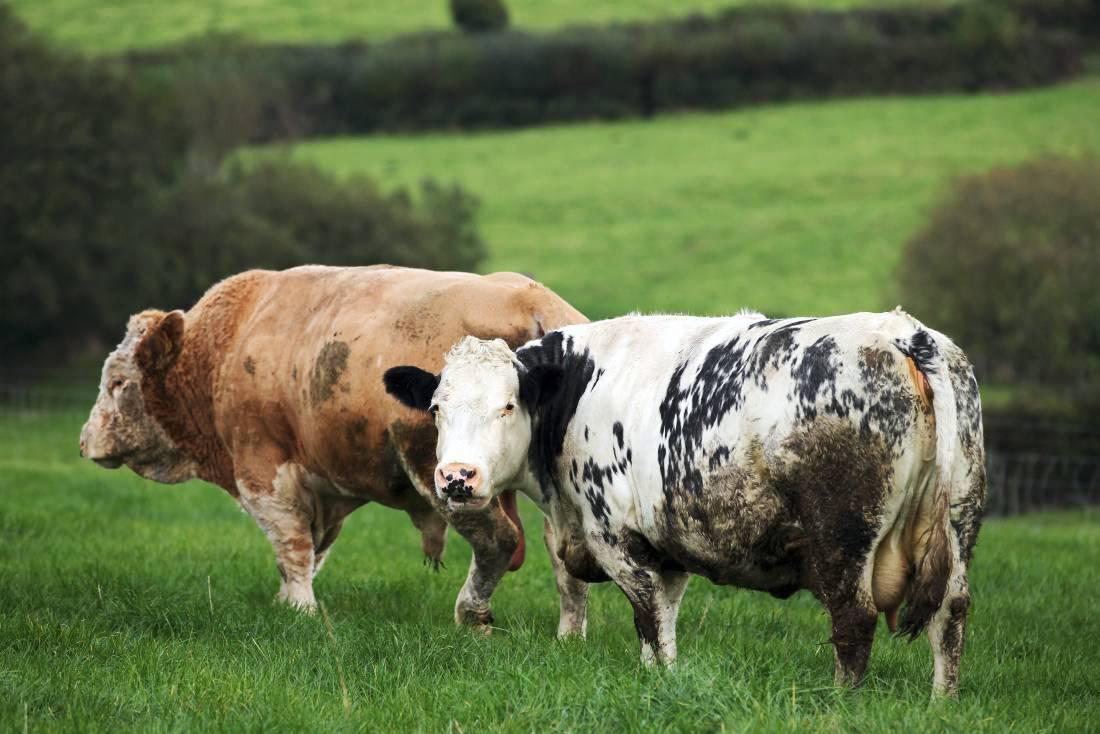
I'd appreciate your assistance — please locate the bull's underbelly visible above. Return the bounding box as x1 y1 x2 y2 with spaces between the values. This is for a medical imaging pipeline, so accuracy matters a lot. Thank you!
646 431 801 589
654 496 804 593
648 413 922 599
297 435 432 512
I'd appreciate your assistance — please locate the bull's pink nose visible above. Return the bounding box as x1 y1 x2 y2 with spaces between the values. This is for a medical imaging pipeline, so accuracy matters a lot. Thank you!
436 462 482 498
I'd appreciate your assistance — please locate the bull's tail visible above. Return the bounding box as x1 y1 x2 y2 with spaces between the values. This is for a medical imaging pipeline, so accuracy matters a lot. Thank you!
893 327 957 641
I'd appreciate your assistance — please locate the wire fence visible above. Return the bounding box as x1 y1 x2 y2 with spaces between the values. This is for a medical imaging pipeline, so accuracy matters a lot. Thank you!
1 370 1098 517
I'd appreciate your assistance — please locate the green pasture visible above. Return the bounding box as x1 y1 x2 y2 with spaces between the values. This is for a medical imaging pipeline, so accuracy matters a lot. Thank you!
8 0 871 54
1 410 1097 731
267 78 1100 324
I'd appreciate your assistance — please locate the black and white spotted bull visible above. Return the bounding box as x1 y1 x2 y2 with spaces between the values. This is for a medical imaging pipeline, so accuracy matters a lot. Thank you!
383 308 985 696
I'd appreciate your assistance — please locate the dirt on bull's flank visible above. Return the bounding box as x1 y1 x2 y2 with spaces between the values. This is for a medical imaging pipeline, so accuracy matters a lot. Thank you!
310 340 350 407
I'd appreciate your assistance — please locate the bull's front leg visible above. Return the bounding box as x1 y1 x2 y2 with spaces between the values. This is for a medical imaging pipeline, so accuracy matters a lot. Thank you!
236 462 317 613
446 499 521 632
543 518 589 638
828 599 878 687
601 540 690 665
636 570 690 665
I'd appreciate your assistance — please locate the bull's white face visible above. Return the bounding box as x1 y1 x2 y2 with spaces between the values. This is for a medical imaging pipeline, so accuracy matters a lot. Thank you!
432 357 532 510
385 338 537 512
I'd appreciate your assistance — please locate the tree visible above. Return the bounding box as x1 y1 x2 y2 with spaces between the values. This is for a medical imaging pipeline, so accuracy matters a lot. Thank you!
450 0 509 34
897 155 1100 386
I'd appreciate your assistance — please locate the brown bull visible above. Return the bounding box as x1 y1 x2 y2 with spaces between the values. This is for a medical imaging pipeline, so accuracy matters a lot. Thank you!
79 265 589 632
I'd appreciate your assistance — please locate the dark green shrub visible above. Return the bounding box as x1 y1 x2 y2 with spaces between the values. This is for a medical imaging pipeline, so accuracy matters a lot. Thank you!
126 160 487 315
0 5 188 360
106 1 1085 139
161 34 297 165
1008 0 1100 41
0 9 487 362
131 1 1080 138
897 156 1100 386
450 0 509 34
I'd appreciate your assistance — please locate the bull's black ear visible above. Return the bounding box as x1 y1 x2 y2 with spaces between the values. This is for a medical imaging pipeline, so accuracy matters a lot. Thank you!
519 363 564 410
383 366 440 412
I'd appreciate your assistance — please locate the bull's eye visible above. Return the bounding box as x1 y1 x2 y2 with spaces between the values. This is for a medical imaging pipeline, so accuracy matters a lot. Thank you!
428 405 439 416
109 378 125 392
501 403 515 417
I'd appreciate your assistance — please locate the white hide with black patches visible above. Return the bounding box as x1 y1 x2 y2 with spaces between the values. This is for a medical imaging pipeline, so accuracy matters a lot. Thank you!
429 310 984 697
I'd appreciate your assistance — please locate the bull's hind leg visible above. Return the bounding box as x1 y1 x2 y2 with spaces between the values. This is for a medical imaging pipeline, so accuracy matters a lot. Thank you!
928 563 971 698
310 497 364 579
407 503 448 570
804 522 880 686
311 521 341 578
543 518 589 638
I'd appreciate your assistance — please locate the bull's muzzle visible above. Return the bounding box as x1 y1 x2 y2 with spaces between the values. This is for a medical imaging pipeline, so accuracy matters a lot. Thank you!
435 462 488 509
79 423 122 468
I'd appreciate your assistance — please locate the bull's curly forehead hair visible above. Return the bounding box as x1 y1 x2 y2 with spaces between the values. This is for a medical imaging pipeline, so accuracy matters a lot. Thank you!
443 336 519 370
109 310 165 358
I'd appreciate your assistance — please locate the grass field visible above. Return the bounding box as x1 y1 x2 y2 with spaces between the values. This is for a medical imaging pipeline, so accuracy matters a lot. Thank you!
8 0 870 54
265 78 1100 323
1 409 1098 732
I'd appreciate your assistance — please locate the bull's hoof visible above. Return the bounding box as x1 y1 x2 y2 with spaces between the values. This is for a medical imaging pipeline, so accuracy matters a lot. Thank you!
455 605 494 635
930 685 960 701
274 587 318 614
556 621 588 640
832 671 866 690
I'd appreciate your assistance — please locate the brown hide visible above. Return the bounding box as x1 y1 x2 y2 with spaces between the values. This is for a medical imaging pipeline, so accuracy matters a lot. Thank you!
140 265 586 569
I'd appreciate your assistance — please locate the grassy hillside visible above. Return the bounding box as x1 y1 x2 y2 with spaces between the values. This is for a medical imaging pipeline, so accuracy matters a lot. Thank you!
267 78 1100 322
9 0 870 53
2 409 1097 731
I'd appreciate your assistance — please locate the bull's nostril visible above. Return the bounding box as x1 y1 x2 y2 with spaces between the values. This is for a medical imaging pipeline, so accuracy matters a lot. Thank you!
466 468 476 479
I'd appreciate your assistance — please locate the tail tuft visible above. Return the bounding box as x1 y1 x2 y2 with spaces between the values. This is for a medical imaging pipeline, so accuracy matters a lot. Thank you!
895 493 952 641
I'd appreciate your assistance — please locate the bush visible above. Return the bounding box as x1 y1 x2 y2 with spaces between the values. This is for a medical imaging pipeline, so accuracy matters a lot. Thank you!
0 8 486 363
451 0 509 34
1008 0 1100 42
140 161 485 310
897 156 1100 386
0 5 188 359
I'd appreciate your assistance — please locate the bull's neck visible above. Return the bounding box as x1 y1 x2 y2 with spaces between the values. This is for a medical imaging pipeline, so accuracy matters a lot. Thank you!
155 332 234 491
143 294 251 493
510 463 550 514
